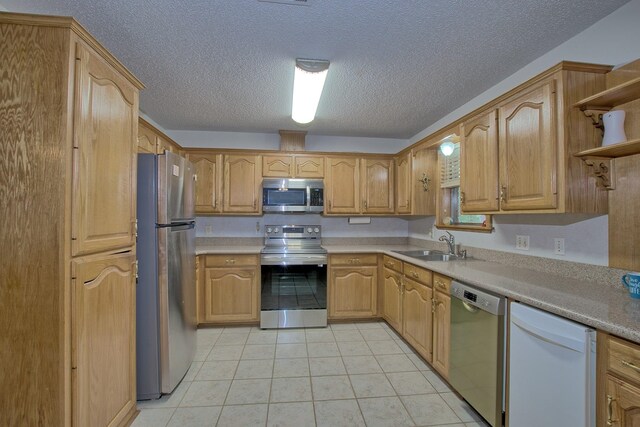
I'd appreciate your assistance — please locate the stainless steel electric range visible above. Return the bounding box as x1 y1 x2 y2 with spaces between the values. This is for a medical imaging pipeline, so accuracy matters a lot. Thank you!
260 225 327 329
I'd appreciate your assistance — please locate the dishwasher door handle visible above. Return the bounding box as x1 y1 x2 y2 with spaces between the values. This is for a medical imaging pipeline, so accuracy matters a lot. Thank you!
511 315 585 353
462 301 479 313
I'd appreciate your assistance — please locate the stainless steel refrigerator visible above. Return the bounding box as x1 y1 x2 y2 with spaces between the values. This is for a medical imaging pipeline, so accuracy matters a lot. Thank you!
136 151 197 400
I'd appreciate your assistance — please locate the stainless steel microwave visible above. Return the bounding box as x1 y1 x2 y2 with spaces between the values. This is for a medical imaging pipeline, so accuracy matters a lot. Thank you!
262 178 324 213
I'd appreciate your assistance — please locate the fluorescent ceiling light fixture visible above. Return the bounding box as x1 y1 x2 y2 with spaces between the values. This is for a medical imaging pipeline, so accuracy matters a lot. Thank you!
439 134 459 156
292 58 329 124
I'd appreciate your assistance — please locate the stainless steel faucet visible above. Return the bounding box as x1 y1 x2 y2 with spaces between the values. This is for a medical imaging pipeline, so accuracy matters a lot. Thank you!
439 231 456 255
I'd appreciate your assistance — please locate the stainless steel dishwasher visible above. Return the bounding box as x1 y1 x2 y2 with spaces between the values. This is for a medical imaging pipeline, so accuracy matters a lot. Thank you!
449 280 505 427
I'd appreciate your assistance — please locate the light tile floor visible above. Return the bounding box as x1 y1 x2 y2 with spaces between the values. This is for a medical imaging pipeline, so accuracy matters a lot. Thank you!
132 321 490 427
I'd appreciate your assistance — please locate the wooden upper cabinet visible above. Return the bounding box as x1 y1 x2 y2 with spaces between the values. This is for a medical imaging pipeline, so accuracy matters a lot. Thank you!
187 152 223 213
498 79 557 210
295 156 324 178
72 43 137 256
157 135 179 155
72 252 136 427
325 157 360 214
395 153 412 214
137 121 157 154
361 158 394 214
263 155 293 177
411 145 437 215
223 154 262 214
460 109 500 212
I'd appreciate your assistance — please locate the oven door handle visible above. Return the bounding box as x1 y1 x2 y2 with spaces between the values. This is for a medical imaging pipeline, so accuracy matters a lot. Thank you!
261 254 327 266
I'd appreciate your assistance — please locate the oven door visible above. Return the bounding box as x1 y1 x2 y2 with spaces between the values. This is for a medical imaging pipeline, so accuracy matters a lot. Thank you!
260 259 327 329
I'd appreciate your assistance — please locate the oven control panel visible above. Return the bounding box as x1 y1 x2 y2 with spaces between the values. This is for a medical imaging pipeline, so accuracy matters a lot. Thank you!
265 225 321 238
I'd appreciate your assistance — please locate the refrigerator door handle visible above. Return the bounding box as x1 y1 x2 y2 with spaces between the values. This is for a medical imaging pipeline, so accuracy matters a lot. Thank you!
511 315 585 353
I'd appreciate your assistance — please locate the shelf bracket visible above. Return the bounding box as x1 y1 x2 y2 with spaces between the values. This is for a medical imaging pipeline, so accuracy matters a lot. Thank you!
582 156 615 190
580 108 609 136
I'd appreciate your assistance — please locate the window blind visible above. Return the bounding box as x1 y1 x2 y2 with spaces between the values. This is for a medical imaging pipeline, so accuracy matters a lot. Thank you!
439 144 460 188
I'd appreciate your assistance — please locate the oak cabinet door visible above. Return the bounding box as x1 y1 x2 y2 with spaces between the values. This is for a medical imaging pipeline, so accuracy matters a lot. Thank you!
402 278 433 363
72 252 136 427
223 154 262 213
187 153 223 213
361 158 394 214
606 377 640 427
263 155 293 177
395 153 412 214
72 44 138 256
294 156 324 178
461 109 500 212
498 79 557 210
325 157 360 214
410 146 437 215
203 267 259 322
329 266 377 318
432 291 451 378
382 268 403 333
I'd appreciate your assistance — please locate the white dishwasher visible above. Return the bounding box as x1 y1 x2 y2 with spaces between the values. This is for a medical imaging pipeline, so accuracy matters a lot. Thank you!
508 302 596 427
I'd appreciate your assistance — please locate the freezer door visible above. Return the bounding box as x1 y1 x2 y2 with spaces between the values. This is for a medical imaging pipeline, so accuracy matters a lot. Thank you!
158 151 195 223
158 223 197 393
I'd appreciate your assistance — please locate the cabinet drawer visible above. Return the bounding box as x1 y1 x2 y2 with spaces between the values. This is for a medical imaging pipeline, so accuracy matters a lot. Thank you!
403 263 432 286
382 256 403 273
330 254 377 266
433 273 451 294
205 254 259 268
608 336 640 384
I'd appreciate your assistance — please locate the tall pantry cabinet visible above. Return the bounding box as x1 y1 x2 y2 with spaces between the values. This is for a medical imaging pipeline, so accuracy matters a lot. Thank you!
0 13 143 427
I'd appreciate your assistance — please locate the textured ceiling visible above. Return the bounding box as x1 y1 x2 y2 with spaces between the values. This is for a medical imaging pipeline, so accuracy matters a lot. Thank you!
2 0 630 138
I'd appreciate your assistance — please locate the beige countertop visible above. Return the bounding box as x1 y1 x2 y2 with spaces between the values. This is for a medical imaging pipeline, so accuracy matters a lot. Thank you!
196 243 639 343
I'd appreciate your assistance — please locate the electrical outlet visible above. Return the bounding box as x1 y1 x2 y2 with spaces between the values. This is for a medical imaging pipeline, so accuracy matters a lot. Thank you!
204 225 213 235
516 235 530 251
554 238 565 255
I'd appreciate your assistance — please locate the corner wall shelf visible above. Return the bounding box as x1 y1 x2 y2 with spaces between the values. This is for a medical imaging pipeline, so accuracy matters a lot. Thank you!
574 139 640 191
574 76 640 110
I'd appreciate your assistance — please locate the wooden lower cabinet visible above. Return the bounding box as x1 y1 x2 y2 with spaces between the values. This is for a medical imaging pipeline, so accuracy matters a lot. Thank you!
432 289 451 378
200 255 260 323
72 252 136 427
402 277 433 362
598 332 640 427
382 268 403 332
329 266 378 319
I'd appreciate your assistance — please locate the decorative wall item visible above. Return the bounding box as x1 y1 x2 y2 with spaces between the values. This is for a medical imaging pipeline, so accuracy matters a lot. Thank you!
602 110 627 146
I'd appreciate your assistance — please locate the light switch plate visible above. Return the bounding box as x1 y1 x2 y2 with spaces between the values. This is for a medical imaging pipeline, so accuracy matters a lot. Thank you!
516 235 530 251
554 238 565 255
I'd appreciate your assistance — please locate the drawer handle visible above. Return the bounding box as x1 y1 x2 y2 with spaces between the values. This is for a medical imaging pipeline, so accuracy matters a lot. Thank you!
607 394 615 426
384 263 394 268
225 259 236 264
411 272 419 278
436 280 446 289
621 359 640 372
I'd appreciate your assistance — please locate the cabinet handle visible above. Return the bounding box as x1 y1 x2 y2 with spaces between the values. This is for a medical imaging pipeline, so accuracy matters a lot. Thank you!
499 185 506 203
213 197 216 208
225 259 236 264
253 199 257 209
384 263 394 268
436 280 446 290
607 394 615 426
460 191 465 205
328 200 332 209
411 272 419 279
621 359 640 372
364 200 368 210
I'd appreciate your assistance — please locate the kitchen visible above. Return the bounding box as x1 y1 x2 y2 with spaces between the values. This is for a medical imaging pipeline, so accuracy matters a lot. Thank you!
2 1 640 422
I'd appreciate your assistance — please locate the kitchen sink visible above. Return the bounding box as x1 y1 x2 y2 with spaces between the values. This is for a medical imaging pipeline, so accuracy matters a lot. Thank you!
392 250 466 261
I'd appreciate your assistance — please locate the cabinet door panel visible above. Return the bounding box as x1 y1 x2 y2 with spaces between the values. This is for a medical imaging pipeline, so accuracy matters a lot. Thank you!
362 158 394 214
461 109 499 212
263 155 293 177
188 153 222 213
203 268 259 322
137 121 157 154
402 278 432 362
396 153 412 214
382 268 403 333
607 377 640 427
326 157 360 214
295 156 324 178
329 266 377 318
72 44 137 256
223 155 262 213
499 80 557 210
410 147 437 215
72 252 136 427
432 291 450 378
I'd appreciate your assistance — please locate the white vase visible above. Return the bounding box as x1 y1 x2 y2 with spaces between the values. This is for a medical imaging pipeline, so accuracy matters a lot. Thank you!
602 110 627 146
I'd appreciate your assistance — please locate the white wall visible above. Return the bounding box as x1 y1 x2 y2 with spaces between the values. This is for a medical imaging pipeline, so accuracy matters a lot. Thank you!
169 130 408 153
0 4 6 11
408 215 609 265
197 214 408 238
409 0 640 145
